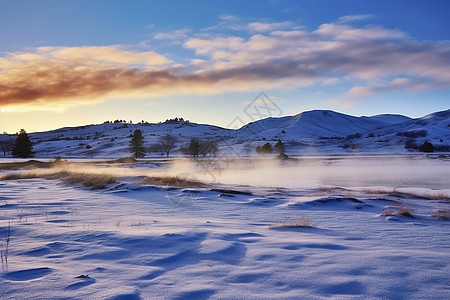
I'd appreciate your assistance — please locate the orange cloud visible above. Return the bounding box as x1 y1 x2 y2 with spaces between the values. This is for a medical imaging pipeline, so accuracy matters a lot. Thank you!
2 21 450 111
0 46 320 109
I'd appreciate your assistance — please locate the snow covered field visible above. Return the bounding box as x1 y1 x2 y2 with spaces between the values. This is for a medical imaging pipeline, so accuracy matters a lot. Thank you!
1 156 449 299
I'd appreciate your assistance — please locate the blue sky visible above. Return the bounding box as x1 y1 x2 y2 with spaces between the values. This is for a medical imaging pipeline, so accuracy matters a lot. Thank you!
0 0 449 133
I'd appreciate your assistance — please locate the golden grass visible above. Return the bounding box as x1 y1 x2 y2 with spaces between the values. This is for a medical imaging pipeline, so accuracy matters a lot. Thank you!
62 173 116 189
140 176 206 188
362 188 450 201
270 217 313 229
0 170 115 189
0 170 69 181
381 205 414 218
428 194 450 201
0 172 42 180
432 208 450 220
0 160 53 170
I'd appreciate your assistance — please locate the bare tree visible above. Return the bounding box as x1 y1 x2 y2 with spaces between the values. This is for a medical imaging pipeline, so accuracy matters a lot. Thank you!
0 139 15 157
200 140 219 157
159 134 177 157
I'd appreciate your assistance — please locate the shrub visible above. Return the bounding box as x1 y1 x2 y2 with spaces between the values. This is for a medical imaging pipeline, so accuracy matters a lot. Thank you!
346 133 362 140
404 138 418 149
419 141 434 153
343 143 359 149
434 144 450 152
274 140 286 155
256 142 273 154
397 130 427 138
381 205 414 218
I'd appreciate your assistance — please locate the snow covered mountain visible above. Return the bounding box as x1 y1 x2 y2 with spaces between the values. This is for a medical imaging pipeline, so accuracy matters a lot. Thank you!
238 110 411 139
0 109 448 158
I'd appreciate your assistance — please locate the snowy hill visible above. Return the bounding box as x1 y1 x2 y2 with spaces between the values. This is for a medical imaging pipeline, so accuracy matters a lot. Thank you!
0 109 449 158
26 121 233 158
238 110 411 139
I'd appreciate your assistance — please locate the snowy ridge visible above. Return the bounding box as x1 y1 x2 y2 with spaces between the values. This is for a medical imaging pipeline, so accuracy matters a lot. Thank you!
240 110 412 139
0 109 449 158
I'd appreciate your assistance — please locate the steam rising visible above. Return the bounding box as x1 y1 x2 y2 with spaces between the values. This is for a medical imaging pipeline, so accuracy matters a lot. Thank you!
2 156 448 198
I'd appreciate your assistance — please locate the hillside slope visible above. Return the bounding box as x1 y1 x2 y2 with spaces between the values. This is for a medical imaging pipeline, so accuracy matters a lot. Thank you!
0 109 448 158
238 110 411 139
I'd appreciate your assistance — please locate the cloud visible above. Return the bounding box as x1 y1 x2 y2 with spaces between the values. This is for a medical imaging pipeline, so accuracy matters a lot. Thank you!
218 14 239 22
206 16 299 33
325 76 440 110
0 46 174 108
345 86 373 98
0 46 319 109
38 46 171 66
154 28 191 40
314 24 406 40
337 14 372 24
2 18 450 110
247 21 298 32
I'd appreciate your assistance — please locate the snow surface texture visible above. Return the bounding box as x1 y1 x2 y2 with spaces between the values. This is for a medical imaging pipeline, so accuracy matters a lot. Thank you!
0 156 449 299
1 109 448 158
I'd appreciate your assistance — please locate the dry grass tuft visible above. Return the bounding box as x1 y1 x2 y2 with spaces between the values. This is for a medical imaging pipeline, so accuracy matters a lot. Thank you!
270 217 313 229
140 176 206 188
362 188 450 201
0 171 68 181
381 205 414 218
432 208 450 220
0 159 70 171
428 194 450 201
63 173 116 189
0 172 41 180
106 157 138 164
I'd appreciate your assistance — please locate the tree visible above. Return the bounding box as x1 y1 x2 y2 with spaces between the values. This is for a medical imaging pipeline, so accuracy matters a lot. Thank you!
12 129 34 158
200 140 219 157
404 138 418 150
274 139 286 155
159 134 177 157
129 129 145 158
148 143 164 156
189 138 200 157
256 142 273 154
419 141 434 153
0 139 15 157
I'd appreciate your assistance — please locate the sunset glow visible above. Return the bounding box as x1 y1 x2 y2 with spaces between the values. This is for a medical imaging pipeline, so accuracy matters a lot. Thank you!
1 2 449 298
1 0 449 133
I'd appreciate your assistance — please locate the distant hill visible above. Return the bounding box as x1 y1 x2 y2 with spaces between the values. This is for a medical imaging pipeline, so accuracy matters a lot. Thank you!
237 110 411 139
0 109 449 158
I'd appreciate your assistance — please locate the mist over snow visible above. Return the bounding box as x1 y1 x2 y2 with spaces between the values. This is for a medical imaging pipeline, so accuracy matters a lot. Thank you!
0 110 449 299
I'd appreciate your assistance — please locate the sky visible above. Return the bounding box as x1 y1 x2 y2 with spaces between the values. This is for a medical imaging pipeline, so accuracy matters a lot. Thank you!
0 0 449 133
